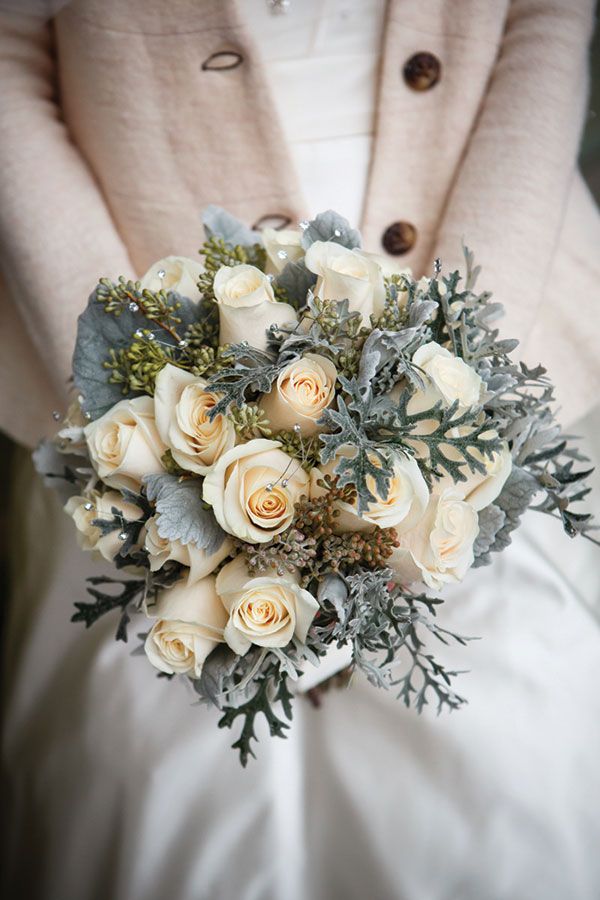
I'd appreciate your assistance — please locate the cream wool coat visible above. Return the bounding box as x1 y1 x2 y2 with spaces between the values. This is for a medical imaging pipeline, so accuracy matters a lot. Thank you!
0 0 598 448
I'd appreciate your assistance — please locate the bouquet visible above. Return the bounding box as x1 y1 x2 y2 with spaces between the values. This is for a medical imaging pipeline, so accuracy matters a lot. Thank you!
36 207 597 765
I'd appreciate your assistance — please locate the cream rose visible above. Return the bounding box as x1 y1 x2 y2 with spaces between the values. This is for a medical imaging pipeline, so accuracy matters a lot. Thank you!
144 516 232 584
411 342 484 412
214 263 297 350
85 396 166 492
216 555 319 655
304 240 386 324
64 490 143 562
310 451 429 534
259 353 337 436
203 438 309 543
262 227 304 275
389 487 479 590
154 364 236 474
454 439 512 512
144 576 228 677
140 255 204 301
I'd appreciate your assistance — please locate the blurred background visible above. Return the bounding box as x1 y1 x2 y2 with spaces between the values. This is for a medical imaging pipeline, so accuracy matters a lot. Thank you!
1 20 599 640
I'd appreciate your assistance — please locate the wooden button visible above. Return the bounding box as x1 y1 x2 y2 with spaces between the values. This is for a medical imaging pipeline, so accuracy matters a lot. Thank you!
403 52 441 91
382 221 417 255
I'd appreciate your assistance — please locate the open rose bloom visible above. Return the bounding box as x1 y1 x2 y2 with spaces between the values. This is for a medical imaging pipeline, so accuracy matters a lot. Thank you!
36 207 597 765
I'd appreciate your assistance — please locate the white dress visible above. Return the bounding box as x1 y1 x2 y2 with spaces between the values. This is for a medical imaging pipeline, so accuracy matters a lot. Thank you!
3 3 600 899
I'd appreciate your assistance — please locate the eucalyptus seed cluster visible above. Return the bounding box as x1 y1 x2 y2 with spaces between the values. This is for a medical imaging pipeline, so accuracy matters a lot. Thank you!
374 277 411 331
275 429 322 471
96 276 184 333
244 528 318 577
104 340 178 395
227 403 273 440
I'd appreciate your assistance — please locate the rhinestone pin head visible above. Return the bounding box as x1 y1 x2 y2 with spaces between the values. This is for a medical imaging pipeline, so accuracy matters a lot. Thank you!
157 269 166 279
281 479 288 488
299 220 310 231
277 249 288 260
265 482 274 492
52 410 61 421
84 502 94 511
128 301 139 313
333 228 342 238
433 257 442 275
134 329 144 339
118 531 128 541
178 339 188 349
293 423 301 433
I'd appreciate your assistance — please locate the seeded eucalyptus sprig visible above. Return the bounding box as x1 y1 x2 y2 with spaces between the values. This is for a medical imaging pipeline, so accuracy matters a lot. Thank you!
96 276 186 343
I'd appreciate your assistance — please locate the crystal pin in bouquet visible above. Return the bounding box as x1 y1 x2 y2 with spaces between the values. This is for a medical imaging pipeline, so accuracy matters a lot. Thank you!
36 208 598 765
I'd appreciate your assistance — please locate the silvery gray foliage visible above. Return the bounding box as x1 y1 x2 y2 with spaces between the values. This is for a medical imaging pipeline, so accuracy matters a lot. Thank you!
319 375 501 511
300 209 361 251
32 439 90 503
472 505 506 566
202 204 261 247
143 474 226 553
73 288 198 420
358 327 427 394
274 259 317 309
313 568 469 711
205 343 288 418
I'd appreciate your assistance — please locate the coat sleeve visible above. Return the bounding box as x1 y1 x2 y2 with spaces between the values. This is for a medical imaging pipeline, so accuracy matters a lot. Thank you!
433 0 596 349
0 10 135 444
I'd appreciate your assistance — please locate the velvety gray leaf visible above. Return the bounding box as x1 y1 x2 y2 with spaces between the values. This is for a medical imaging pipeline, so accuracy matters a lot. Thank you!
143 474 226 553
358 328 420 393
32 439 90 502
317 574 349 624
274 260 316 308
473 504 506 566
202 205 261 247
194 644 239 708
73 289 198 421
407 299 438 328
301 210 361 250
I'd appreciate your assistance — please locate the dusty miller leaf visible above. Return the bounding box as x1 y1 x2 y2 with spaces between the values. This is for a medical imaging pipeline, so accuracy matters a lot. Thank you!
143 474 226 553
202 205 260 247
300 210 361 250
73 288 198 420
472 504 506 566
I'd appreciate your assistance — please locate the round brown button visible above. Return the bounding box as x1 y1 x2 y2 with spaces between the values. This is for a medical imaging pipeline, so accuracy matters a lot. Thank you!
403 52 441 91
382 221 417 255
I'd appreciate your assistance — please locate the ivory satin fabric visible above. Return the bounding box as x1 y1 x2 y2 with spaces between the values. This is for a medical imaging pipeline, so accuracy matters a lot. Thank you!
2 1 600 898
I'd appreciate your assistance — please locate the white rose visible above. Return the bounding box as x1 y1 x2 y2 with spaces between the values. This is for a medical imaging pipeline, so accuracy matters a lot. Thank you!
389 487 479 590
144 576 228 677
216 555 319 655
154 364 236 474
304 241 386 324
310 451 429 534
411 342 484 412
262 227 304 275
214 263 298 350
144 516 232 584
259 353 337 436
140 255 204 301
203 438 309 543
84 396 166 492
64 490 143 562
453 438 512 512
